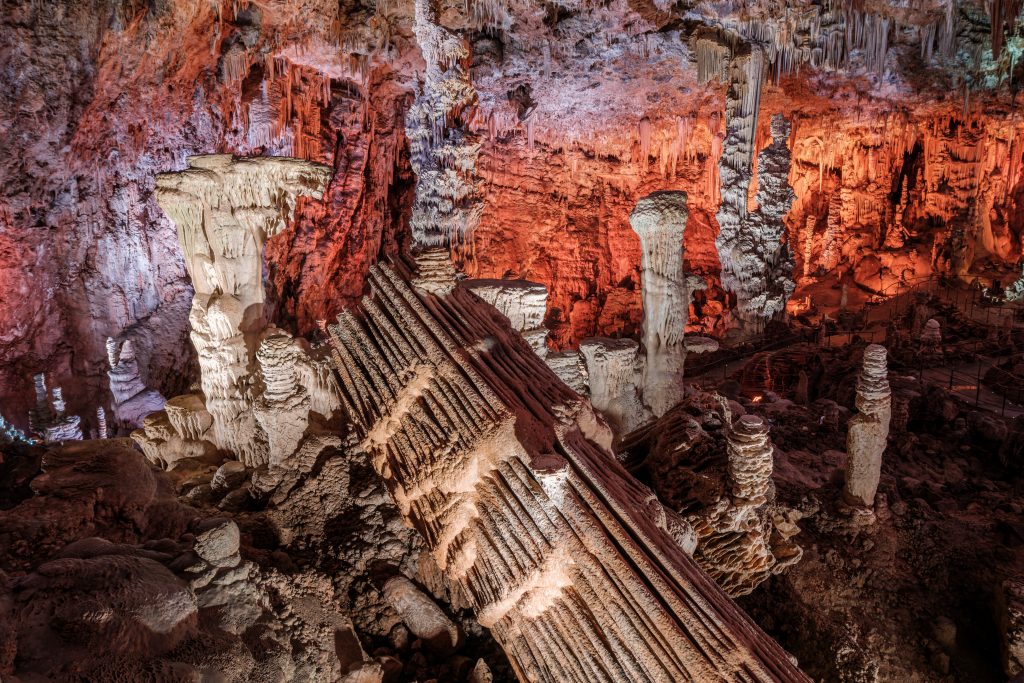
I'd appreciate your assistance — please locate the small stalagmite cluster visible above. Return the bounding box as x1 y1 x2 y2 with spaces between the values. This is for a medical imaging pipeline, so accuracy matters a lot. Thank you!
622 392 803 597
106 336 166 427
325 250 809 682
27 374 82 444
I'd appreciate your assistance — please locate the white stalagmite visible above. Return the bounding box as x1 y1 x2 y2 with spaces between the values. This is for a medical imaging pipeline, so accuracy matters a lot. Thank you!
106 337 166 426
578 338 650 435
842 344 892 510
629 190 691 416
153 155 332 467
27 374 82 443
96 406 108 439
326 256 811 682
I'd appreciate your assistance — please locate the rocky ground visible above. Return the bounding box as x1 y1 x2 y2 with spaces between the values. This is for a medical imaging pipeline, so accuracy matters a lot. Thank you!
0 437 513 682
721 345 1024 682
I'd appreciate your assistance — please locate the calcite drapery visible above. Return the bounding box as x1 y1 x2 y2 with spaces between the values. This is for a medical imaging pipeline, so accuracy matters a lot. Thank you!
842 344 892 510
326 255 809 682
629 190 691 416
718 112 797 331
406 0 483 251
153 155 332 466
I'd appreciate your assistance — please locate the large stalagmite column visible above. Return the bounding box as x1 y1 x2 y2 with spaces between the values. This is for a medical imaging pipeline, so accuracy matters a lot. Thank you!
327 256 810 683
154 155 331 465
842 344 892 510
630 190 691 416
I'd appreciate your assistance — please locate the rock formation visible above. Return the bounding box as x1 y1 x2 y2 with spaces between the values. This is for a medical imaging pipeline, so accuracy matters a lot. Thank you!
1001 578 1024 678
95 406 108 439
842 344 892 511
578 337 650 436
629 190 691 416
106 337 166 427
27 375 83 444
464 279 549 358
621 391 803 597
151 155 334 468
405 0 483 252
727 415 774 505
920 318 943 347
713 37 767 331
717 112 797 331
326 255 809 682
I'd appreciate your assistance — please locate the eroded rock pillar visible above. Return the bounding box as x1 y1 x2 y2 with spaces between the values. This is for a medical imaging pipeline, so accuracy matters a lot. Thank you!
154 155 331 466
842 344 892 510
629 190 690 416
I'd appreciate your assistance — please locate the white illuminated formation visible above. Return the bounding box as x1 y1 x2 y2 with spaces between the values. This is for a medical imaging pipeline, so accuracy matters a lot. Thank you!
106 337 166 426
406 0 483 251
140 155 341 479
629 190 692 416
326 251 810 683
152 155 333 466
842 344 892 511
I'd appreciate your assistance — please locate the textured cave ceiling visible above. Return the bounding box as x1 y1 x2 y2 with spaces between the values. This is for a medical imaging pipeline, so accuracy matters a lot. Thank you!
1 0 1023 421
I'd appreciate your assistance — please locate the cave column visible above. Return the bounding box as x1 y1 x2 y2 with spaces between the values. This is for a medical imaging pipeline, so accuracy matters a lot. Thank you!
154 155 331 466
629 190 691 416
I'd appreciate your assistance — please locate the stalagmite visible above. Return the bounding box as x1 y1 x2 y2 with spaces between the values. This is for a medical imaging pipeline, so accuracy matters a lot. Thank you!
405 0 483 251
626 390 802 596
464 279 549 358
96 406 108 439
27 374 83 443
920 318 942 346
326 255 810 682
842 344 892 511
106 337 166 427
152 155 332 467
629 191 691 416
727 415 774 505
44 387 83 444
579 338 650 436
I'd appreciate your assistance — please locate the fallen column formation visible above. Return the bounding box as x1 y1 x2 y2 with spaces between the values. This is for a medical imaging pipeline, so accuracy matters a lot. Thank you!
326 250 810 682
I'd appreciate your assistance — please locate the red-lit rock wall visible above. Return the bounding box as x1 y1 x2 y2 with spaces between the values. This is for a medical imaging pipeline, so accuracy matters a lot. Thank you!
3 0 1024 424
